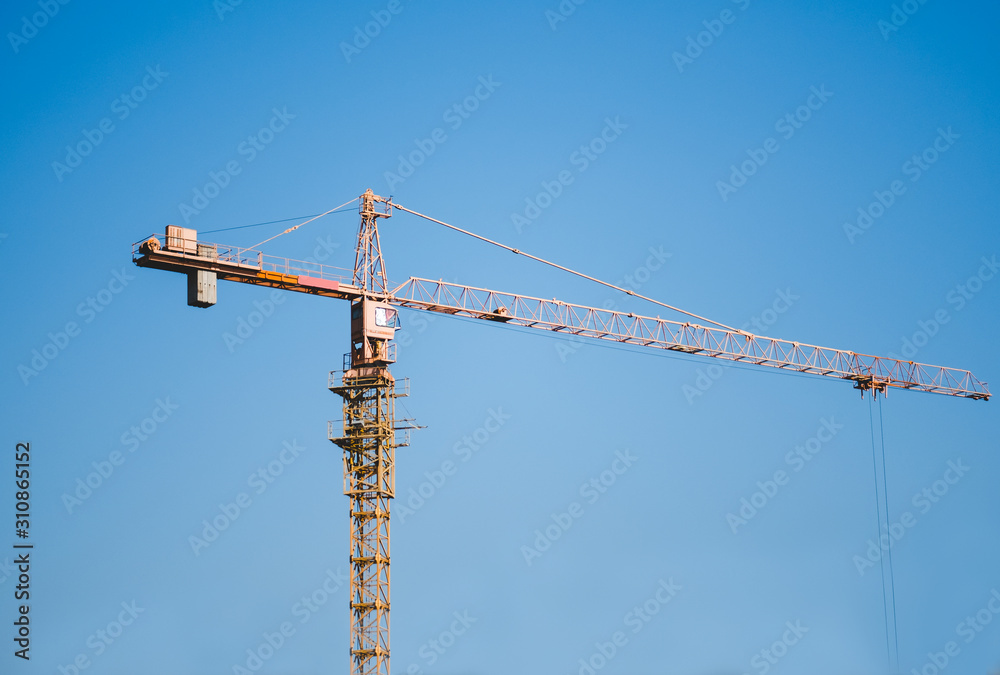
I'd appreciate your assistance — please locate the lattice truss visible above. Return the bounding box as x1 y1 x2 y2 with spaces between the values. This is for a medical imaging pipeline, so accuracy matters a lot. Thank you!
391 277 990 399
330 370 399 675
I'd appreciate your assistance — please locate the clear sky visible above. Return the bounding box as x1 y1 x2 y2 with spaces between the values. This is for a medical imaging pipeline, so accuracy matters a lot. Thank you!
1 1 999 674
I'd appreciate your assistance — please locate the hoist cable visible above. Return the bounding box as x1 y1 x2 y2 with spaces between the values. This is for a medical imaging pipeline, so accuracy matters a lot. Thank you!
879 397 900 668
869 396 894 673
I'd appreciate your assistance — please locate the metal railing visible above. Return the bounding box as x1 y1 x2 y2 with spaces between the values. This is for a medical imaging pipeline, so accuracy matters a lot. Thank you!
133 233 356 286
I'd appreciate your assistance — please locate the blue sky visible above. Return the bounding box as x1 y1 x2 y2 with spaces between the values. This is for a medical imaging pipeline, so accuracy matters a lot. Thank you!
1 1 999 674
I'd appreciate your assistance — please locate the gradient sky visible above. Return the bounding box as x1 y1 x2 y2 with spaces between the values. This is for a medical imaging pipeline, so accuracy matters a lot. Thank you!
1 1 999 674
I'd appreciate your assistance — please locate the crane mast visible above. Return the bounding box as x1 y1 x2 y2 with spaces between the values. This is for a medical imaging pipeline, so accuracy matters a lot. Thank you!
131 188 990 675
333 190 401 675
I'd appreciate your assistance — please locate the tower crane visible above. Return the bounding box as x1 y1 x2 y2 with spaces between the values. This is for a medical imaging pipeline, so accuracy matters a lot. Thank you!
132 188 990 675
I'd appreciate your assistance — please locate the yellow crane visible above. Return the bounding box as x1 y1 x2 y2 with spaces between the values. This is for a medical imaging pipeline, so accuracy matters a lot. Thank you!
133 189 990 675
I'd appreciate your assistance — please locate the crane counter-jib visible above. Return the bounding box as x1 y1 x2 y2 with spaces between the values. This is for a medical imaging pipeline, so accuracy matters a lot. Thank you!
133 229 366 302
